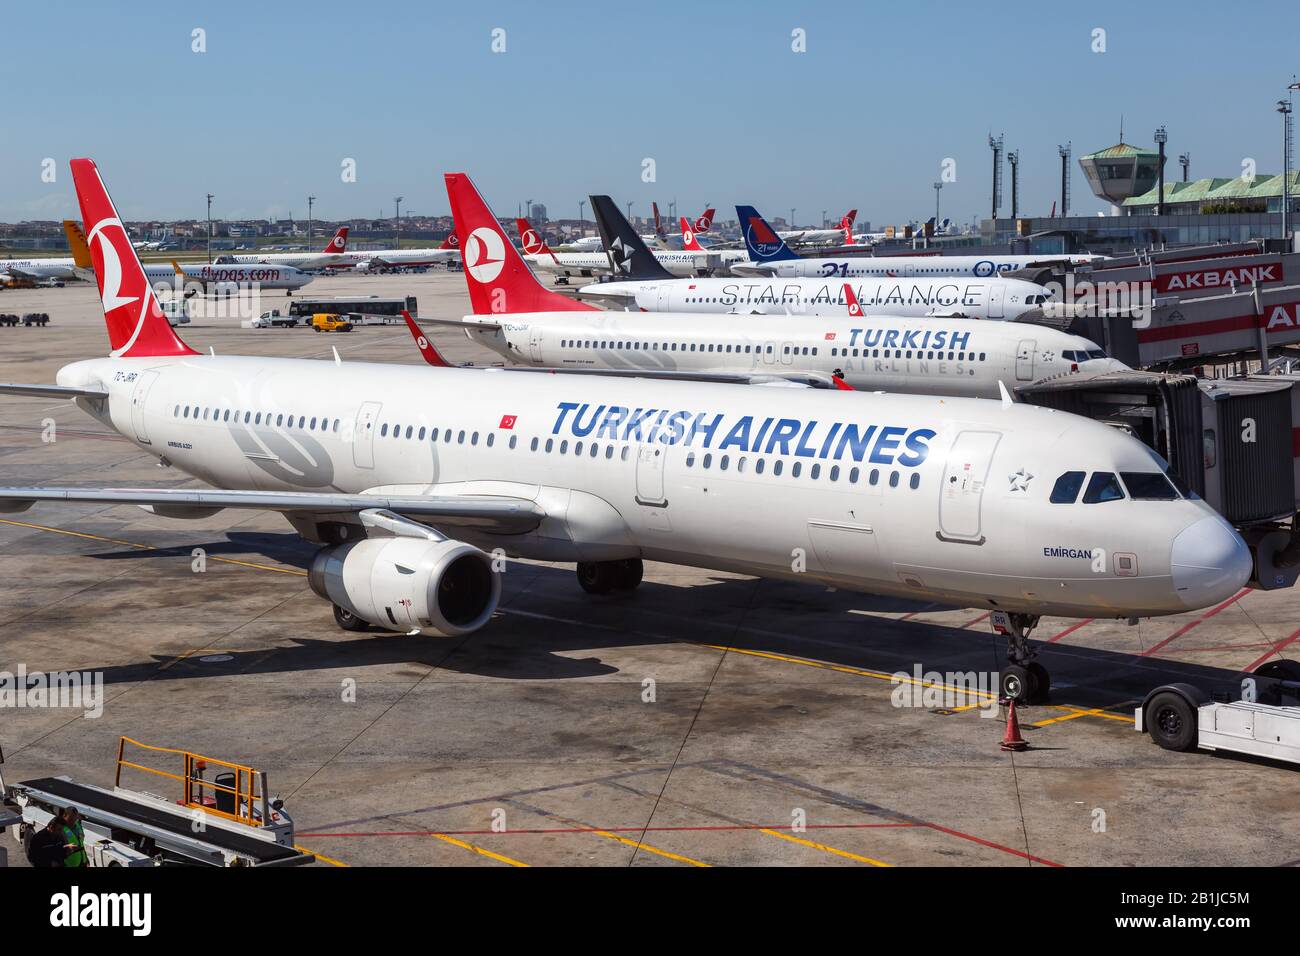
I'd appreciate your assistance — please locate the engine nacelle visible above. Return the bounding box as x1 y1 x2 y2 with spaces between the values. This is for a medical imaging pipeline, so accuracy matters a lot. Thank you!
308 536 500 636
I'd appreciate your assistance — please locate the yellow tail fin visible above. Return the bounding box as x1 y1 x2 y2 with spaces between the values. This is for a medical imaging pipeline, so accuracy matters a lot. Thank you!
62 219 92 268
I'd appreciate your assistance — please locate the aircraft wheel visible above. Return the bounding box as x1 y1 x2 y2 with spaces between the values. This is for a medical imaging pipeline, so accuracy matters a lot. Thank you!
610 558 644 591
999 664 1035 702
332 604 369 632
1026 662 1051 704
1146 692 1197 752
576 561 615 595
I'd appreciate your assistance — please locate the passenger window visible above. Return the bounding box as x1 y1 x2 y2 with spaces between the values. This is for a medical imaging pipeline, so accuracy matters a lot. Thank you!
1082 472 1125 503
1050 471 1085 504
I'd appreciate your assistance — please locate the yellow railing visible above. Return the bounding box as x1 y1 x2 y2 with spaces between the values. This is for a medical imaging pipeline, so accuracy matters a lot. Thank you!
114 736 265 828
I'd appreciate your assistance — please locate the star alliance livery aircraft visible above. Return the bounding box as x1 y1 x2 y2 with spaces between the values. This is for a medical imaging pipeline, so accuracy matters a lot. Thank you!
0 160 1252 703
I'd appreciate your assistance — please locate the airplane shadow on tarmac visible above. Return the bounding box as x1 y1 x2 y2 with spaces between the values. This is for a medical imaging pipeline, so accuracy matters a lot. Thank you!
81 531 1260 707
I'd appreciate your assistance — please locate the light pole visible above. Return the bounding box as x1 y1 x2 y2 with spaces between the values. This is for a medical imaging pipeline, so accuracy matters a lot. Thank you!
206 192 214 263
1007 150 1019 220
1154 126 1167 216
578 199 586 230
625 200 633 223
307 195 315 246
790 208 796 229
933 182 942 230
1178 152 1190 182
1058 143 1071 218
1281 82 1298 244
821 209 827 228
394 196 403 246
989 134 1004 220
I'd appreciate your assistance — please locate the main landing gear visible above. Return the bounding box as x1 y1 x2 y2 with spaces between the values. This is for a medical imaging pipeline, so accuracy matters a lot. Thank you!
993 611 1050 704
576 558 643 595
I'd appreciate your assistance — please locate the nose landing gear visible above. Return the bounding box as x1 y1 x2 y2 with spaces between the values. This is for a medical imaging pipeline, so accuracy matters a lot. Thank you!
992 611 1049 704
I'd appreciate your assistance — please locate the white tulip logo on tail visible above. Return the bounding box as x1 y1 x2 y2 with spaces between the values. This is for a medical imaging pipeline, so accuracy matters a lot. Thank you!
521 229 542 255
465 227 506 284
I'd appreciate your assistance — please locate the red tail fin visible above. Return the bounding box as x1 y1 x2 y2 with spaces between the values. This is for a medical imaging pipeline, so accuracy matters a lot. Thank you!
323 226 348 254
514 218 551 256
445 173 595 315
840 216 856 245
843 209 857 229
680 217 704 251
693 208 715 233
401 310 452 367
652 202 667 239
69 158 197 358
843 283 864 318
437 233 460 251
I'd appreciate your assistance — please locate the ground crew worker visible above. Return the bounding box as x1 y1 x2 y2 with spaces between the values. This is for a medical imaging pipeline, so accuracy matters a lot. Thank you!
27 818 65 868
59 806 87 867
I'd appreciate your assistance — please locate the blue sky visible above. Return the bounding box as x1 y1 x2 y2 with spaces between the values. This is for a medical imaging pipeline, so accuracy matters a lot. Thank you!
2 0 1296 226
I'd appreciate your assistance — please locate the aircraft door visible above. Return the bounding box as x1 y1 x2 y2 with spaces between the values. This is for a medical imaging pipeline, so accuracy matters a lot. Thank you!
352 401 382 469
130 369 161 444
938 430 1001 544
635 444 671 531
1015 339 1036 381
988 284 1005 318
780 342 794 365
657 287 673 311
762 342 776 365
529 325 544 363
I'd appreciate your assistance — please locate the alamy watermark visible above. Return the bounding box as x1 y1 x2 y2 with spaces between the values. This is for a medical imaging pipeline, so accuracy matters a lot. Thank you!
0 665 104 718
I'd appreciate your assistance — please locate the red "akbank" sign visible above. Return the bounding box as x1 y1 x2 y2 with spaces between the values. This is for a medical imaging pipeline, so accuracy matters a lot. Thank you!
1156 261 1282 293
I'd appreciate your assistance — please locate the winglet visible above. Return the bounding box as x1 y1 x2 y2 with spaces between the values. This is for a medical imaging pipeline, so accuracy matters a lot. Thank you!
832 374 854 391
402 310 452 367
998 380 1014 409
843 283 863 317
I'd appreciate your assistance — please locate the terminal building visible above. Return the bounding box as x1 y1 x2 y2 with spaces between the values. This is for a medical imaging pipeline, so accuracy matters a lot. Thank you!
974 138 1299 255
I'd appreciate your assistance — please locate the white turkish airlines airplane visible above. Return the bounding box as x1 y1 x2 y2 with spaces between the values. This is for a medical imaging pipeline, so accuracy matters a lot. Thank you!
0 160 1253 704
326 235 460 272
778 209 858 247
407 283 1124 399
516 217 702 279
227 227 350 270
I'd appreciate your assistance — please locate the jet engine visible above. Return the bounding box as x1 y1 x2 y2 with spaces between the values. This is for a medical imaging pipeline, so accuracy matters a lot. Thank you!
308 536 500 635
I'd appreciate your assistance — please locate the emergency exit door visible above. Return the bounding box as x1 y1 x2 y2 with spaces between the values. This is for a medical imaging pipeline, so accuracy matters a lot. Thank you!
988 284 1005 319
353 401 382 469
130 369 161 444
938 430 1001 543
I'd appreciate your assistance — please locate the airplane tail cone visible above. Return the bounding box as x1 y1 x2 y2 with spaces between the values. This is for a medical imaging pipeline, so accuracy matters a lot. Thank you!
1000 698 1029 752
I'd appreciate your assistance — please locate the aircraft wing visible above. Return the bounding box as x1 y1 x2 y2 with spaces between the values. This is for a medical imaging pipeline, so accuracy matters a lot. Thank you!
496 366 851 390
0 383 110 400
0 486 546 532
0 265 39 282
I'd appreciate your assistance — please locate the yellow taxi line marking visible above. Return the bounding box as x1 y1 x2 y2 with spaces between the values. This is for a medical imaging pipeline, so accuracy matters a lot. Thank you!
1030 702 1136 727
429 832 530 867
0 516 306 575
295 844 348 867
759 828 891 866
593 830 710 867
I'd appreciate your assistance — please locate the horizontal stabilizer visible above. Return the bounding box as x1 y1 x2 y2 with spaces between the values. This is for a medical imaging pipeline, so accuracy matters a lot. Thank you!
0 383 109 400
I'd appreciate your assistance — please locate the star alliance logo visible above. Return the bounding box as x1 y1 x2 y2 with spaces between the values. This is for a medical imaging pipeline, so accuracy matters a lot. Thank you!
1008 468 1033 492
608 237 634 275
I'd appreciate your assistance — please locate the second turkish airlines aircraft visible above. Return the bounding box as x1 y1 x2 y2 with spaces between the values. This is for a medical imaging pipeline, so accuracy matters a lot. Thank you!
517 215 703 279
0 160 1253 705
227 226 350 270
327 235 460 271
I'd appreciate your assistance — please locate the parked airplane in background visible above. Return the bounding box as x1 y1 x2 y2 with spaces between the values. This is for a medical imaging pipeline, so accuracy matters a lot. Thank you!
518 212 706 280
408 279 1124 398
731 206 1109 279
778 209 857 246
326 235 460 272
578 211 1051 320
63 220 314 294
0 252 78 285
226 227 350 270
0 160 1253 706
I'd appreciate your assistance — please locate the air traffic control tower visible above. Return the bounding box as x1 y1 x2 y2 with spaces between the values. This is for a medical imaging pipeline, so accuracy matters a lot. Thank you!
1079 142 1166 215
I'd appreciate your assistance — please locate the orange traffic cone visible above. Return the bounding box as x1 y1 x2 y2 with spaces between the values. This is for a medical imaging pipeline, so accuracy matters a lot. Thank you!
1000 698 1029 752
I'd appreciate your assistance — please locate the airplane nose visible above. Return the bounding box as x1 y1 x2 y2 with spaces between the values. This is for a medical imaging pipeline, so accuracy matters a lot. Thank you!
1170 516 1253 609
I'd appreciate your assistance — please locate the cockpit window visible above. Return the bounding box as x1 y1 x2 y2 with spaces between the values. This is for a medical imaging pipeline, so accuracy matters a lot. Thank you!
1121 472 1179 500
1050 471 1086 503
1087 349 1106 359
1082 472 1125 503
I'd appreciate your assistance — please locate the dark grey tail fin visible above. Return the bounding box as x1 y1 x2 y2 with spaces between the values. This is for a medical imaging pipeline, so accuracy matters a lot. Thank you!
589 195 673 280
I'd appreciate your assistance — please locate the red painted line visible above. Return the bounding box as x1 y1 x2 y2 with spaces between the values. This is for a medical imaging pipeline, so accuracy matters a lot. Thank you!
1244 627 1300 673
1151 641 1275 654
962 611 992 629
921 822 1063 867
1140 588 1251 658
297 822 919 838
1047 618 1095 643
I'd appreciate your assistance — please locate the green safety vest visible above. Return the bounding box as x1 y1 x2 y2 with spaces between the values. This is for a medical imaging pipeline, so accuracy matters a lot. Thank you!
61 821 86 867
